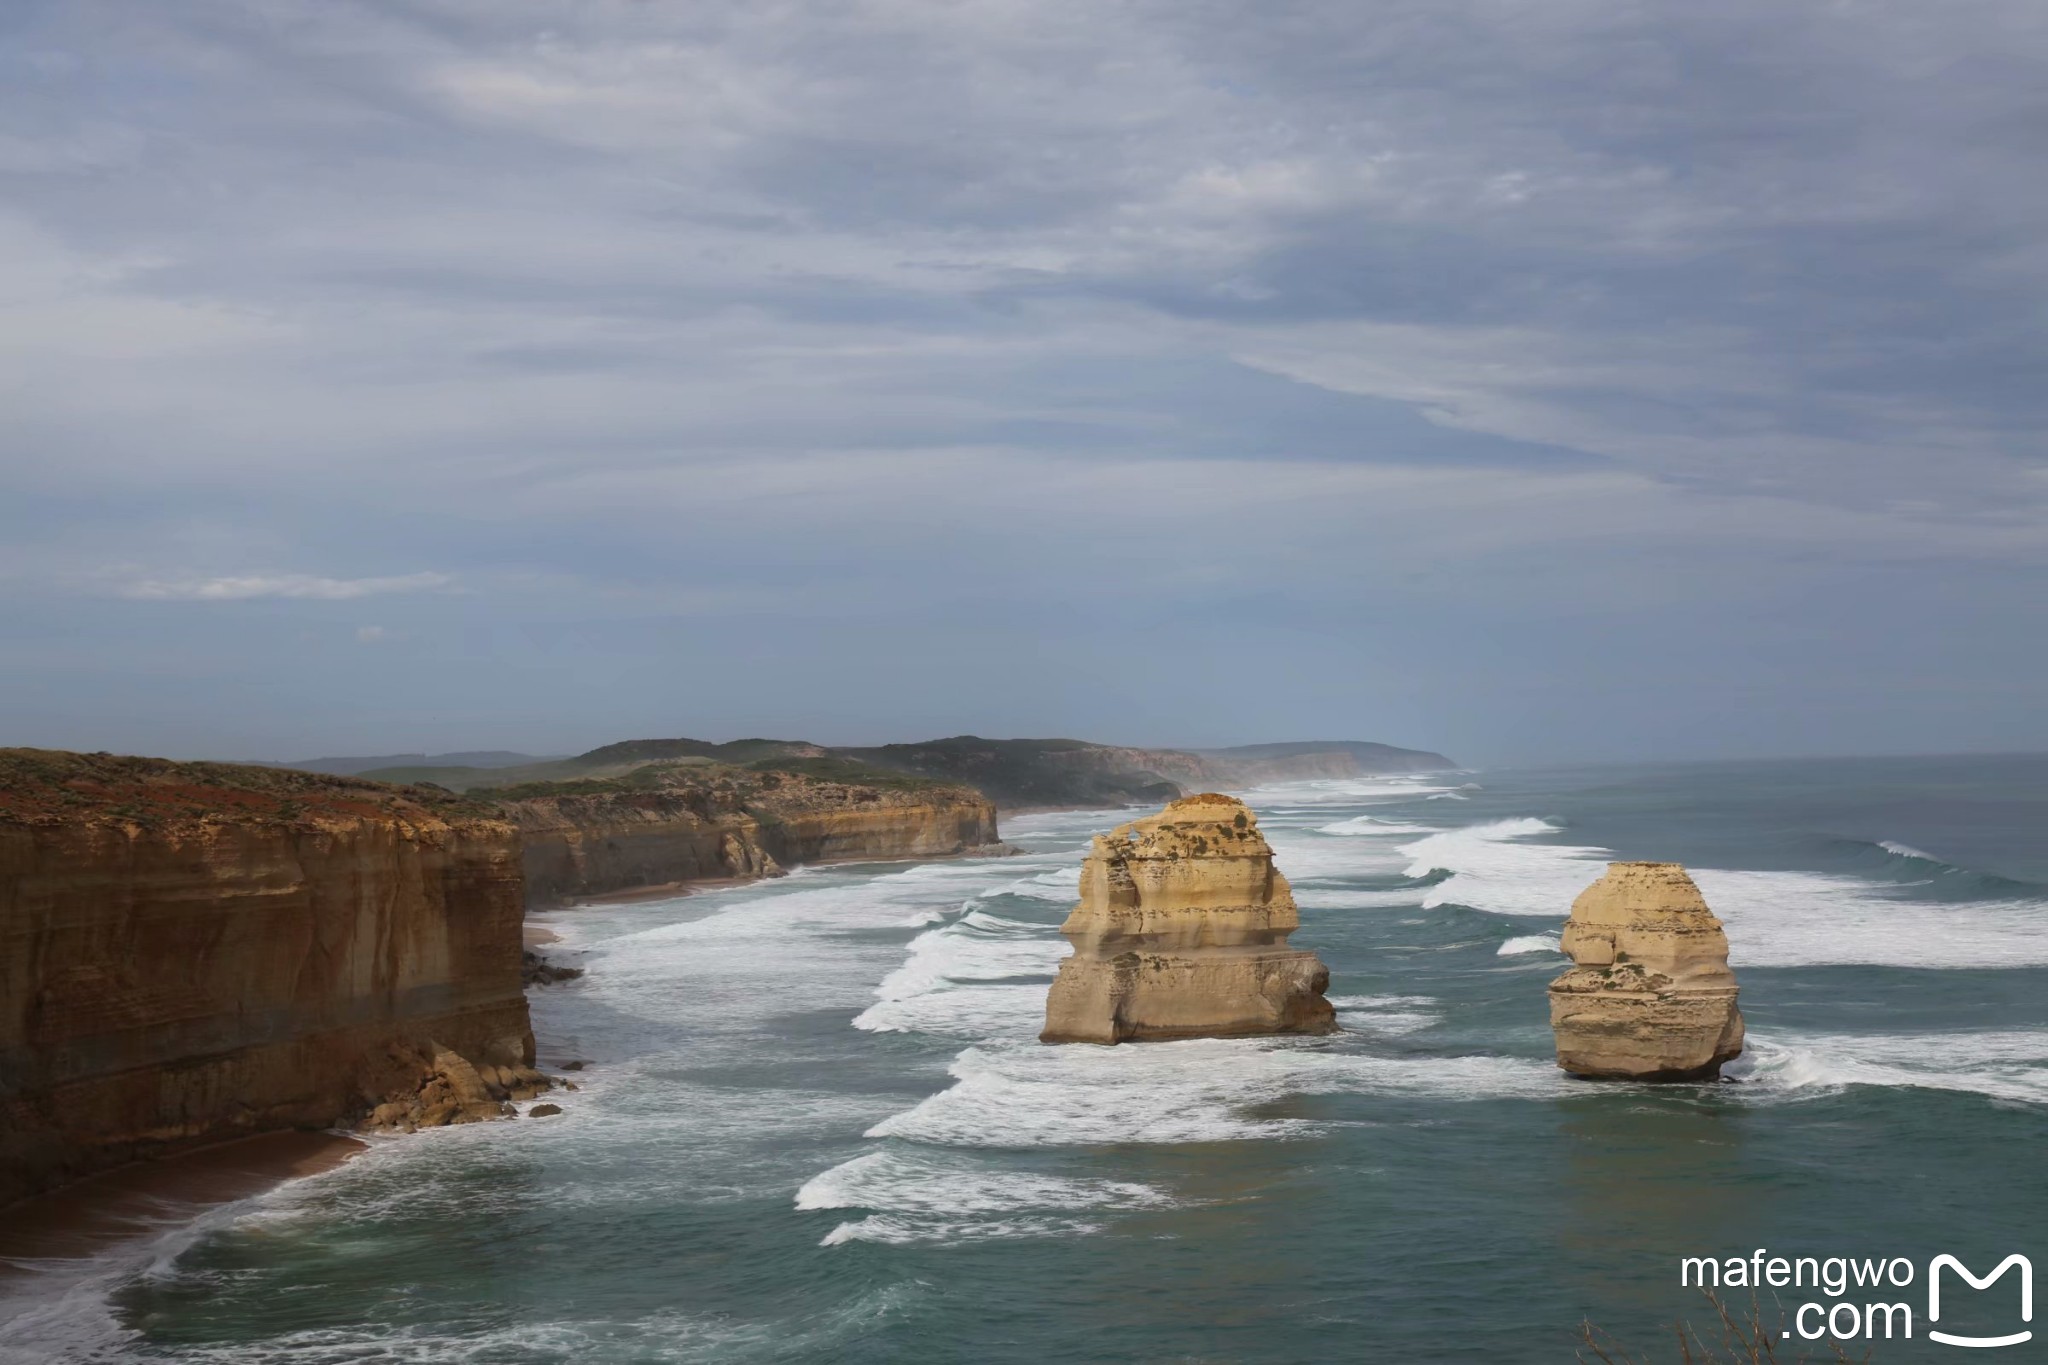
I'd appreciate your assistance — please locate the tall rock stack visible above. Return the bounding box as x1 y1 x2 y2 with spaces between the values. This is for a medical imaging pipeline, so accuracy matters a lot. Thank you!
1040 794 1337 1044
1547 861 1745 1081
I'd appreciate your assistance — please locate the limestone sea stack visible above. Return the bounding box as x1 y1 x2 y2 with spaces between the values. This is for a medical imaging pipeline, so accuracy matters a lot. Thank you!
1547 861 1745 1081
1040 794 1337 1044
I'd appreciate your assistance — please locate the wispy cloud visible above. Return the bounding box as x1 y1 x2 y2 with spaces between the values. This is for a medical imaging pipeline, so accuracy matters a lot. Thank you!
119 573 453 602
2 1 2045 760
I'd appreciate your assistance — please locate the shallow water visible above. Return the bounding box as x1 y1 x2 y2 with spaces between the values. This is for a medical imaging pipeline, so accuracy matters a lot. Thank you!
7 755 2046 1362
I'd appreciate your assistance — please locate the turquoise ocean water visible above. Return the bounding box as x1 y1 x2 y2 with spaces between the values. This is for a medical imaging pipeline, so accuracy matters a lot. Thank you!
6 755 2046 1362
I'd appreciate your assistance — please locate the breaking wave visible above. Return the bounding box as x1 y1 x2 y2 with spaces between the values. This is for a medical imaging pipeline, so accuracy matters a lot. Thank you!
1734 1030 2048 1107
1497 934 1562 956
1399 817 2048 969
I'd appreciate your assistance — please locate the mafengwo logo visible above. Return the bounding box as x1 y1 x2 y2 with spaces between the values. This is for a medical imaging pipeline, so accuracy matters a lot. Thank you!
1928 1254 2032 1349
1680 1250 2033 1347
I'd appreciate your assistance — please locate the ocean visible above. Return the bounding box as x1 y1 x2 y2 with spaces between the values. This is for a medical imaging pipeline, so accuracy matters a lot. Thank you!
6 754 2046 1362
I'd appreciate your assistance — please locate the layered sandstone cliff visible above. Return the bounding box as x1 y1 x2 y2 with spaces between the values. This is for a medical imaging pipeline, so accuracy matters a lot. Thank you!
1547 861 1745 1081
1041 794 1337 1044
0 750 542 1206
504 761 999 906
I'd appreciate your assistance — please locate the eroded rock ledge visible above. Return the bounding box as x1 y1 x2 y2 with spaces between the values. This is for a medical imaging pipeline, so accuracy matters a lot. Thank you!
359 1043 554 1133
1547 861 1745 1081
1041 794 1337 1044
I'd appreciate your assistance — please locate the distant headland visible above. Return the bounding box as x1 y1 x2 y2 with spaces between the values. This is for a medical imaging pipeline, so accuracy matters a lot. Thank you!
262 734 1456 810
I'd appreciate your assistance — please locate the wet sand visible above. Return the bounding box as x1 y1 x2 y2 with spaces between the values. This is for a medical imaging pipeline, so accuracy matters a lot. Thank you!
0 1130 364 1271
570 875 748 905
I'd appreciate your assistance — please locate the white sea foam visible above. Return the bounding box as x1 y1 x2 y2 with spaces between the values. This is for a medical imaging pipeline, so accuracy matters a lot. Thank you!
1696 869 2048 969
820 1214 1105 1247
1737 1030 2048 1107
1497 934 1563 956
1238 776 1464 806
1402 818 1609 916
989 866 1083 901
1329 995 1441 1034
1292 887 1429 910
96 1302 895 1362
797 1148 1169 1215
868 1040 1571 1150
1264 828 1416 882
1879 839 1937 862
1318 815 1441 836
1395 817 2048 968
853 907 1067 1037
853 983 1052 1038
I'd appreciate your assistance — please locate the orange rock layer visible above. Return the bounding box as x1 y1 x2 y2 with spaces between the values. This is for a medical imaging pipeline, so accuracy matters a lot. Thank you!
506 773 999 906
0 750 538 1206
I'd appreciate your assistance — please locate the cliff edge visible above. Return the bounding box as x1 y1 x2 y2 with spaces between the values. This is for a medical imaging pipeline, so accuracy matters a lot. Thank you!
502 758 1000 906
0 749 541 1206
1041 793 1337 1044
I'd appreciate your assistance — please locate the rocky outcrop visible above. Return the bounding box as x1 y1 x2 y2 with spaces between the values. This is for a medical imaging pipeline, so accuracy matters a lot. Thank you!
0 749 539 1207
1547 861 1745 1081
504 762 999 906
359 1043 552 1133
1041 794 1337 1044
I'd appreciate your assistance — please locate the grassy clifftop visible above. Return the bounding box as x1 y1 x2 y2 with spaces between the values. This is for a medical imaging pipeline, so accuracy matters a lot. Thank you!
0 748 500 830
487 756 972 816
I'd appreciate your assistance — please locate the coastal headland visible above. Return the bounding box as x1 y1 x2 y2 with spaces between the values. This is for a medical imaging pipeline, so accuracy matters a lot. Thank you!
0 733 1449 1217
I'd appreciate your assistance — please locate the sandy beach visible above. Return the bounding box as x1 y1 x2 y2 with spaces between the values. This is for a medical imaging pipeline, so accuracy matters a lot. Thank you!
0 1130 365 1272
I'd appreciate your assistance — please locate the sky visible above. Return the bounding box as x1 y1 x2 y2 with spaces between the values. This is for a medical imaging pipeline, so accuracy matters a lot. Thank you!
3 0 2045 767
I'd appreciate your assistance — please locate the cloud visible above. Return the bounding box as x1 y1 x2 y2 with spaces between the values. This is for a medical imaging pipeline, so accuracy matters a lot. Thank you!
119 573 454 602
2 0 2046 758
354 625 388 642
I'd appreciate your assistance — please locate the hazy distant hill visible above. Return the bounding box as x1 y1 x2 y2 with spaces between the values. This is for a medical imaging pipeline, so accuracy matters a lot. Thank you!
271 751 558 778
1196 740 1449 765
277 734 1453 808
837 737 1187 810
843 736 1454 807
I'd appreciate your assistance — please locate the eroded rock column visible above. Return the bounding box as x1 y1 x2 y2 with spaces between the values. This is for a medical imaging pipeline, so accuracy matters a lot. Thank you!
1040 793 1337 1044
1547 861 1744 1081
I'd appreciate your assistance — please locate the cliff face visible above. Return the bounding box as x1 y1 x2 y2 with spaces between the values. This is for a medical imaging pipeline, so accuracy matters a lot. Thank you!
510 794 782 906
1041 794 1337 1044
503 762 998 906
1547 861 1745 1081
0 750 538 1207
765 801 999 864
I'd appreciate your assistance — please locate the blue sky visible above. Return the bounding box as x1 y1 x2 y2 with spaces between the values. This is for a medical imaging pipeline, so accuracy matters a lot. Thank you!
3 1 2045 765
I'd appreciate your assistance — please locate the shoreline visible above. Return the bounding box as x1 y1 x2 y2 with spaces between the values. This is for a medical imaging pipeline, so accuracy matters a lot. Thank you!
0 1130 366 1277
555 839 1028 908
0 834 1031 1327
